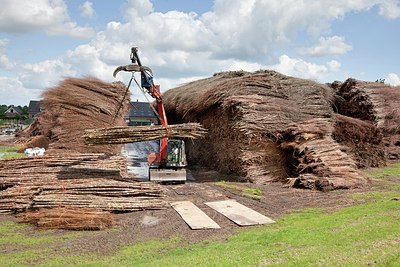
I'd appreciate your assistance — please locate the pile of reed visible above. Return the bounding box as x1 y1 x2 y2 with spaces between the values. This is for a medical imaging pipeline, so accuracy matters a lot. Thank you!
84 123 207 145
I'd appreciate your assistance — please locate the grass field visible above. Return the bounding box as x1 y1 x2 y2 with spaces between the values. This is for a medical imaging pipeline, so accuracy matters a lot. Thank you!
0 146 24 160
0 163 399 266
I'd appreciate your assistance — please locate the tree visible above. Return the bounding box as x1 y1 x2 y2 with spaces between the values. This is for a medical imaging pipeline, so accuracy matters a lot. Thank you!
0 105 7 119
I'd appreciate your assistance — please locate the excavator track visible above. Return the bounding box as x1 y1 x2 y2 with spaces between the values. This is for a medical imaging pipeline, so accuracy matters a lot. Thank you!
149 168 186 183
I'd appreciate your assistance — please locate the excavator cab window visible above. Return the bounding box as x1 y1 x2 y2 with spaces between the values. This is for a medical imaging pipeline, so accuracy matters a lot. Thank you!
167 140 186 167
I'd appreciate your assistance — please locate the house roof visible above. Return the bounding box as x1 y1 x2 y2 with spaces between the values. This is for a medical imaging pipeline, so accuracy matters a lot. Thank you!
5 105 23 114
128 101 157 118
28 100 43 114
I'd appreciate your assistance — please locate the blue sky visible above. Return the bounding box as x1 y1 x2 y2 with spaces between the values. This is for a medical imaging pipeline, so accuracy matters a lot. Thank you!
0 0 399 105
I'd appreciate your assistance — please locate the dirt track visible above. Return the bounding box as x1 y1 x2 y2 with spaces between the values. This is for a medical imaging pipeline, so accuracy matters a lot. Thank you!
0 170 367 256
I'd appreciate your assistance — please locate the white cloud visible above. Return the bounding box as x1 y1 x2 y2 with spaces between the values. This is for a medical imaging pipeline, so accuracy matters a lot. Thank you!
19 59 76 89
65 44 114 79
327 60 341 72
378 1 400 19
123 0 154 20
200 0 395 59
0 77 42 105
79 1 95 18
3 0 399 105
227 61 264 72
385 73 400 86
300 36 352 57
0 39 15 70
1 39 75 93
268 55 340 80
0 0 94 38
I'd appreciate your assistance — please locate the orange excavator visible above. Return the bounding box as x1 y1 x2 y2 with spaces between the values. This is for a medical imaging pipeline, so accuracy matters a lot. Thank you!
113 47 187 182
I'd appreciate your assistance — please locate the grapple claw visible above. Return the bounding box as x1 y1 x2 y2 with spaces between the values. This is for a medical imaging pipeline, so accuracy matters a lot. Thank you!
113 64 153 78
113 66 124 78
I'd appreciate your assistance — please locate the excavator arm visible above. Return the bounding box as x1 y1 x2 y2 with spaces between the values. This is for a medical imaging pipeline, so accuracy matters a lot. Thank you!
113 47 169 166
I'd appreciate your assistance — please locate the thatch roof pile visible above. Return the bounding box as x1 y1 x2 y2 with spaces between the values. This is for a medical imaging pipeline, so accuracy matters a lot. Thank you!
333 79 400 161
18 77 130 154
162 70 366 190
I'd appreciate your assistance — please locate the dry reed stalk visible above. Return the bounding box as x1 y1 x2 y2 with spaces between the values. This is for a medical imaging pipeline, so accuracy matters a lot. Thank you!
334 78 400 160
161 70 367 190
333 114 385 168
0 153 128 187
16 77 130 154
83 123 207 145
18 208 115 230
0 178 166 213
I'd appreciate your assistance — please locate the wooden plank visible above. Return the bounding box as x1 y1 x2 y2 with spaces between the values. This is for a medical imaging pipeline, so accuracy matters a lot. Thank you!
170 201 220 230
205 199 275 226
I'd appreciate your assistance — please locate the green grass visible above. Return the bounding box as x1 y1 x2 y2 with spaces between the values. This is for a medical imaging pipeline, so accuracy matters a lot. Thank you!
243 188 263 200
365 162 400 191
1 163 399 266
102 194 400 266
0 221 58 246
4 190 398 267
31 191 398 267
0 146 19 153
214 180 239 190
0 146 24 160
0 221 81 266
366 162 400 179
215 180 263 200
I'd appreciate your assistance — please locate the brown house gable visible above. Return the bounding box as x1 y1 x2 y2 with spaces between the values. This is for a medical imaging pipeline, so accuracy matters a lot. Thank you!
5 105 23 118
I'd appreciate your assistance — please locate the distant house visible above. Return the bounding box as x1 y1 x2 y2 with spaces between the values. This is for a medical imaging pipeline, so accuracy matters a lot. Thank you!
28 100 44 118
126 101 158 126
4 105 23 119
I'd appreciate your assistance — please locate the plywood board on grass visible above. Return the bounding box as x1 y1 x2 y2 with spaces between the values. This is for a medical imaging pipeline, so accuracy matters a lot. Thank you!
205 199 275 226
170 201 220 230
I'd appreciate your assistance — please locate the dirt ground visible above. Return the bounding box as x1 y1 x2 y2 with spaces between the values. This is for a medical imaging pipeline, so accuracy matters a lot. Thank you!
0 167 368 257
0 137 370 256
0 135 15 143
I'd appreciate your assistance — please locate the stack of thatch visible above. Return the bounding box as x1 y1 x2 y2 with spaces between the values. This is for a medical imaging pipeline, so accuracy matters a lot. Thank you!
162 70 366 190
0 154 166 214
333 79 400 161
17 77 130 154
333 114 385 168
18 208 115 230
0 153 127 188
84 123 207 145
1 77 168 229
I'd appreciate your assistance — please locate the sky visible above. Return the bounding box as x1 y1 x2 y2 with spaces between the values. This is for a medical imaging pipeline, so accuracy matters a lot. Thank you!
0 0 400 106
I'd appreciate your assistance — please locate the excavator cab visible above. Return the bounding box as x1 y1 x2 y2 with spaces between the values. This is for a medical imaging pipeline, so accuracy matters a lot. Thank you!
166 140 187 167
147 139 187 182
